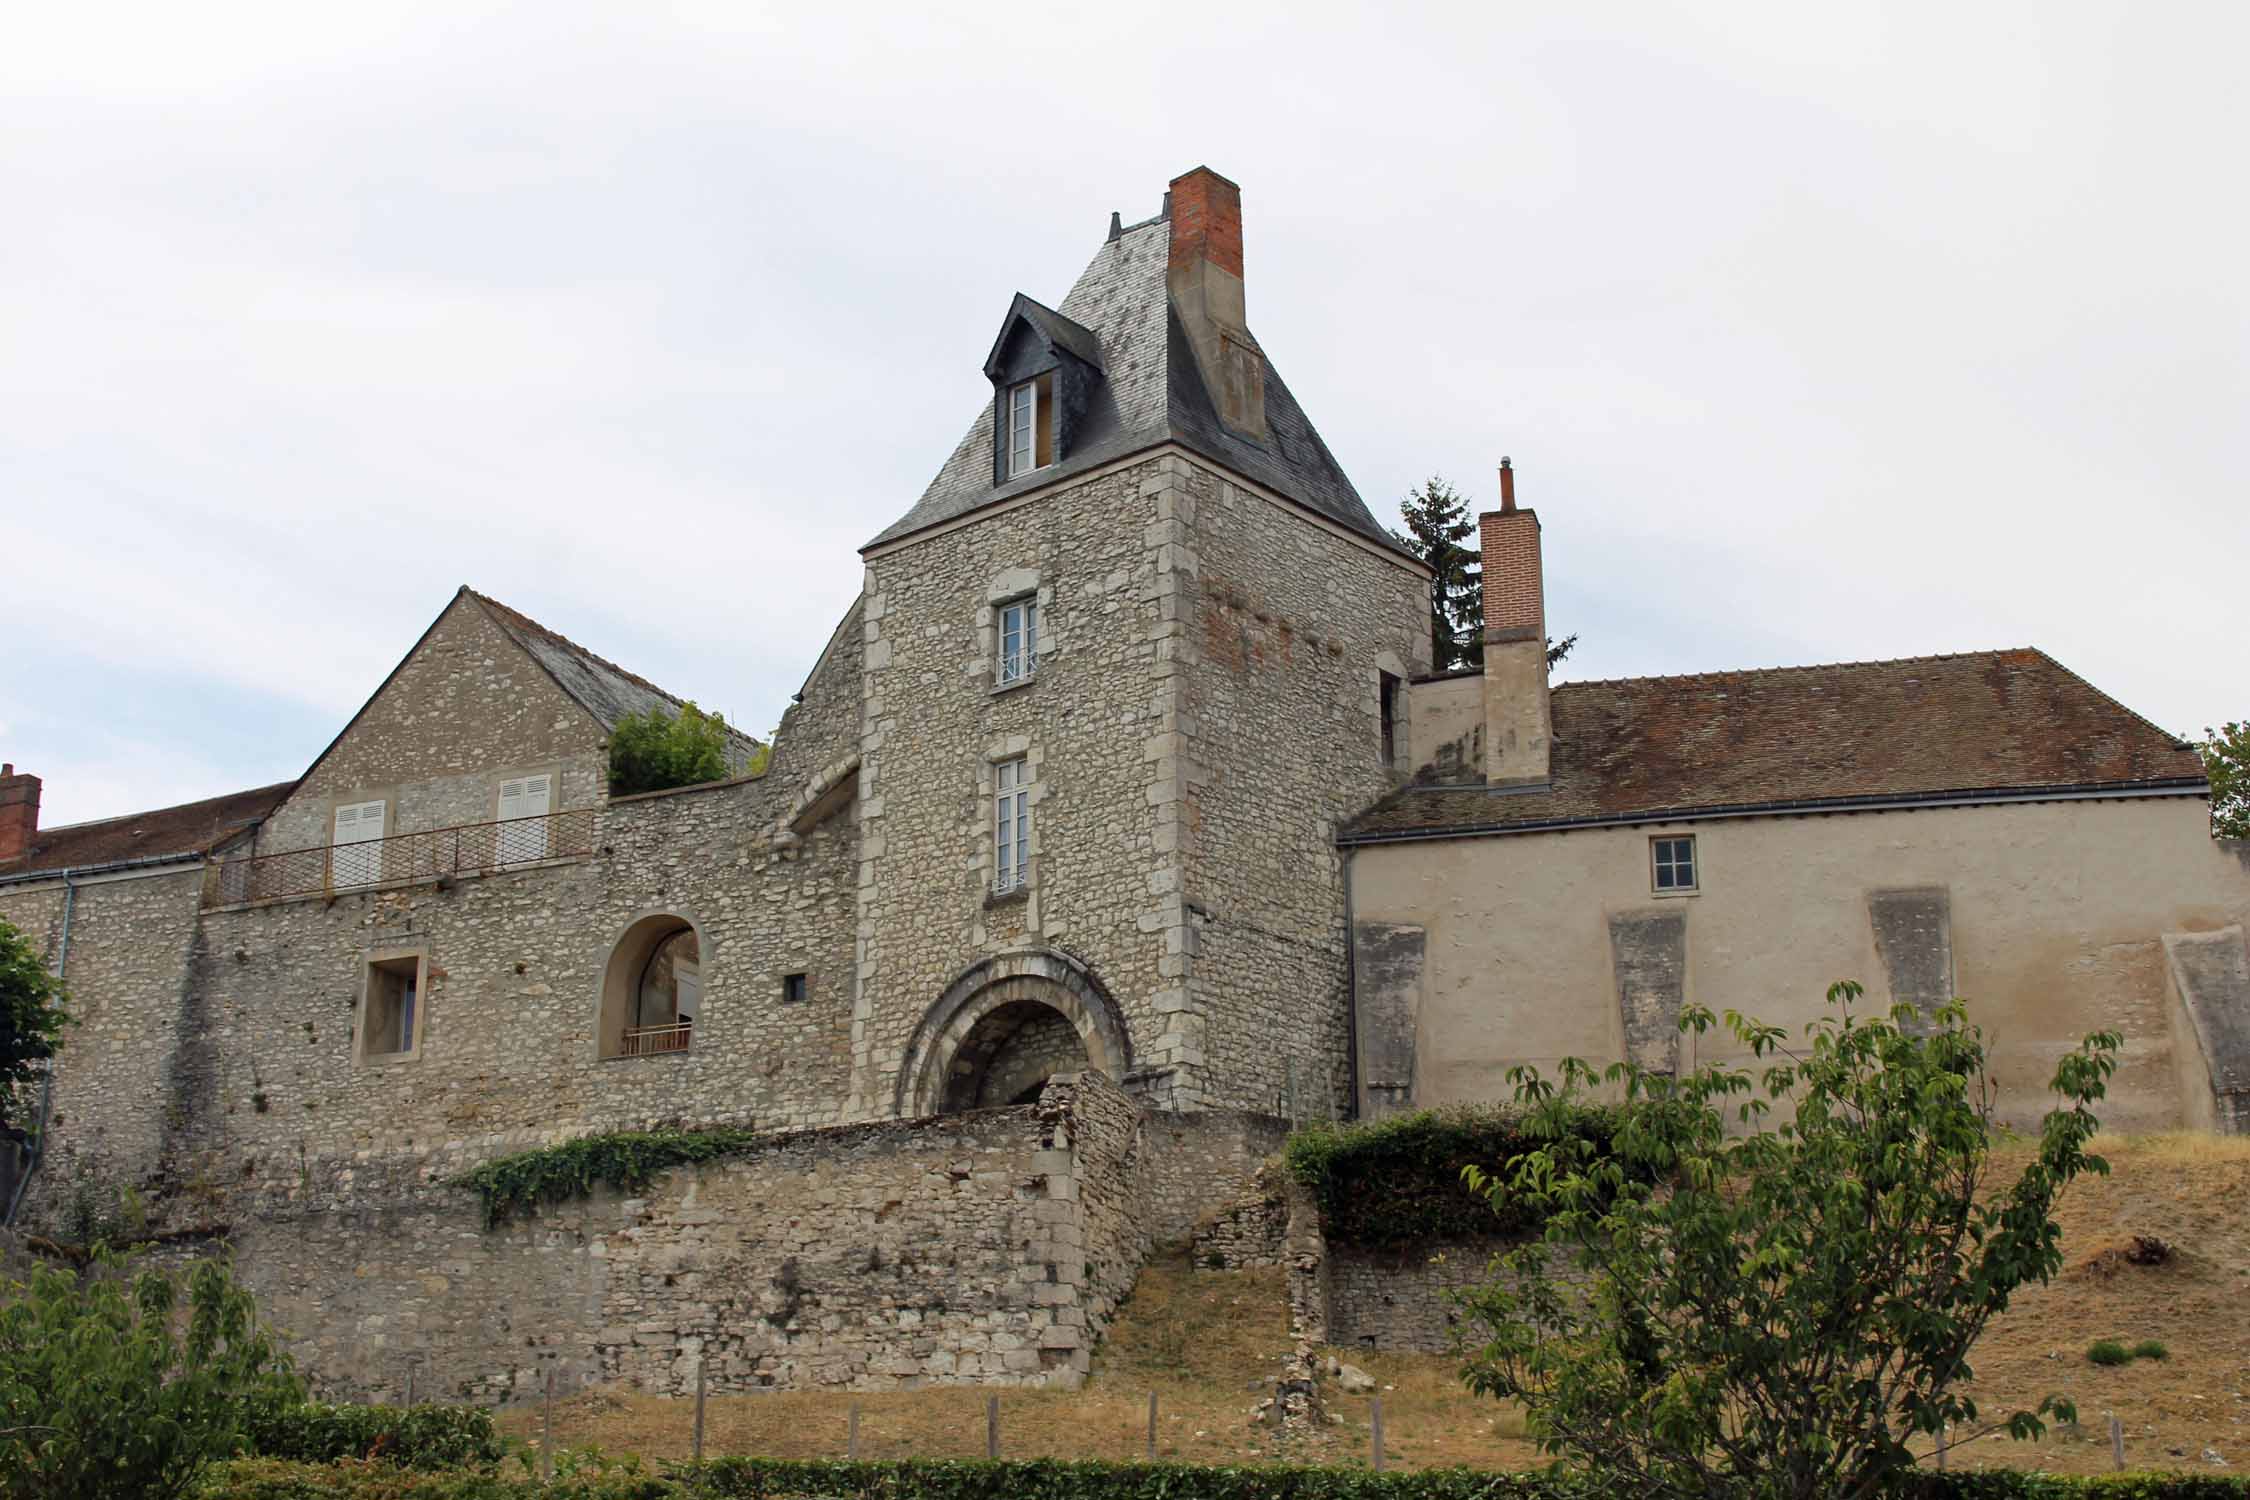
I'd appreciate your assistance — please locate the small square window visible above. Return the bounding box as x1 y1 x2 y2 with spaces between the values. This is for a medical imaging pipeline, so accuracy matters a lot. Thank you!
1651 836 1697 893
359 953 424 1062
997 598 1039 686
781 972 808 1005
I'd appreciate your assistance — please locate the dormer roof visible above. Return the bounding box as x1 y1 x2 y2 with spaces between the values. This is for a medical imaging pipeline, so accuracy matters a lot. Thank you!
867 203 1409 559
983 294 1105 380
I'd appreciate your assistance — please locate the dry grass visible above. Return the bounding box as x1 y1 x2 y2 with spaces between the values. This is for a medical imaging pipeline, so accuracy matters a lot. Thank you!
499 1132 2250 1474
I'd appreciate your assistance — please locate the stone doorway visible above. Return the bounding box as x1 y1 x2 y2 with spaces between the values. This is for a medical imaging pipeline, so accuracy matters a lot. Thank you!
940 999 1092 1111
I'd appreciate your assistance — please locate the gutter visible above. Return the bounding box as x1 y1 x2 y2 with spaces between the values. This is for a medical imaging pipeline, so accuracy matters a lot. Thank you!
4 871 75 1226
0 848 208 891
1335 777 2212 848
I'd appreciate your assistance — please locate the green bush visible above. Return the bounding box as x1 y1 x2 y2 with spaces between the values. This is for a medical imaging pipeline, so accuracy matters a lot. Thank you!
606 703 740 798
0 1254 303 1500
1283 1103 1633 1246
2087 1339 2132 1366
240 1400 507 1470
192 1457 2250 1500
2130 1339 2170 1361
454 1127 772 1228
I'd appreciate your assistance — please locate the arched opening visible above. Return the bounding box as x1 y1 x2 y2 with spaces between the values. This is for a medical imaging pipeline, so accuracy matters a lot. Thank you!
895 950 1133 1117
940 999 1092 1111
598 914 703 1058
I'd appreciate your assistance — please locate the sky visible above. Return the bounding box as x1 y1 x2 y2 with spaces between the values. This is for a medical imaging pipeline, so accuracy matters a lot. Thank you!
3 2 2244 830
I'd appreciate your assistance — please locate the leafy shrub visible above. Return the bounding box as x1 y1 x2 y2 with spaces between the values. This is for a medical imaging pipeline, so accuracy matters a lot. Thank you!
241 1399 507 1470
454 1127 771 1228
192 1457 2250 1500
2130 1339 2170 1361
606 703 740 798
1284 1103 1633 1246
0 1253 303 1500
2087 1339 2132 1366
0 915 69 1136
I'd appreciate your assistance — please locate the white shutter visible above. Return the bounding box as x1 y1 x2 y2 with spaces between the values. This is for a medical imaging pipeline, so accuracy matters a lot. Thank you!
332 799 385 888
496 774 552 863
520 775 552 816
497 779 526 821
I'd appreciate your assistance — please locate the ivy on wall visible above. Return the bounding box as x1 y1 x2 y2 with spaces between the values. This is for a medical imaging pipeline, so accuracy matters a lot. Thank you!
1284 1104 1634 1247
453 1127 769 1229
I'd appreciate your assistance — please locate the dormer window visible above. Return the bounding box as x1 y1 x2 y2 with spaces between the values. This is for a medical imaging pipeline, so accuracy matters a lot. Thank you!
1007 374 1053 478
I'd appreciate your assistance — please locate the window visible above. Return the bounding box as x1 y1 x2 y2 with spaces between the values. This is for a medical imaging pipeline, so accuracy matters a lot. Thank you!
332 798 387 888
1652 835 1697 893
358 953 424 1062
495 773 553 862
1005 374 1053 479
781 972 808 1004
993 758 1031 895
597 916 701 1059
1379 671 1402 767
997 598 1039 686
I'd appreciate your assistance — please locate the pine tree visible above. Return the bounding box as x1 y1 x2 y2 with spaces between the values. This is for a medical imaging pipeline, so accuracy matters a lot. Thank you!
1393 476 1483 672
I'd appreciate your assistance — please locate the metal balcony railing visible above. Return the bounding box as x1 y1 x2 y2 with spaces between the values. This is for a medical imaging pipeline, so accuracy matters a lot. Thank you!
617 1021 693 1057
210 808 596 906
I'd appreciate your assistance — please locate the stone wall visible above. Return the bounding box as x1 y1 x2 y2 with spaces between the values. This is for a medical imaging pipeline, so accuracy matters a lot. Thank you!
1138 1109 1290 1245
1180 461 1429 1119
226 1072 1146 1401
1324 1238 1516 1354
0 866 207 1222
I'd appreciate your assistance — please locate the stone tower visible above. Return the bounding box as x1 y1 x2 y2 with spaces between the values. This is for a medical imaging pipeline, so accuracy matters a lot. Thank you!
848 168 1431 1122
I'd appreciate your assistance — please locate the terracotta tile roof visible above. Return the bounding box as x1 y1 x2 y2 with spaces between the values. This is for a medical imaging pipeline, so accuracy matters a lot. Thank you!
0 781 296 878
1341 648 2206 844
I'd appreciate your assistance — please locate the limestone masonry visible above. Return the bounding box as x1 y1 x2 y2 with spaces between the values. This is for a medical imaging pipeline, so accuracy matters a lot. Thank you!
4 167 2246 1397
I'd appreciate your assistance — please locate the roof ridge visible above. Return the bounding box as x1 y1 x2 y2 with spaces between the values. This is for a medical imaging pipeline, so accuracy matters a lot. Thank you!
1552 647 2036 692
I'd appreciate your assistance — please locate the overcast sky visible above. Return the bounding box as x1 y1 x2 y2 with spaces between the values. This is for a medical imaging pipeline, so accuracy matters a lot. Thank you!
4 3 2243 830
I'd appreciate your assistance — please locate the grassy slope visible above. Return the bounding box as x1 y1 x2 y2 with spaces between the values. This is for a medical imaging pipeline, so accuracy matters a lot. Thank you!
500 1132 2250 1474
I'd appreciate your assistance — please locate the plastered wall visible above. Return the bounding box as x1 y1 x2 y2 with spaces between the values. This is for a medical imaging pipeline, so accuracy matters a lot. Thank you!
1349 798 2250 1131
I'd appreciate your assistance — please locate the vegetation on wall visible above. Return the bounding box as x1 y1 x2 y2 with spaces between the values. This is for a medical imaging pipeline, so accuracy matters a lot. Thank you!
2194 720 2248 839
453 1126 771 1229
0 916 68 1138
1457 981 2120 1500
0 1253 302 1500
606 702 753 797
1283 1103 1631 1247
1391 476 1575 677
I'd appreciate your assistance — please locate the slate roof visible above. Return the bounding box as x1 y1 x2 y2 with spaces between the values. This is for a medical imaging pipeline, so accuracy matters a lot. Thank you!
867 211 1411 557
0 781 296 879
468 591 763 772
1341 648 2207 844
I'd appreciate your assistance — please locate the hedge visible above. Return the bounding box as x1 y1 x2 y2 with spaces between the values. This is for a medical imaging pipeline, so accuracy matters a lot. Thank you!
238 1401 507 1470
197 1458 2250 1500
1282 1104 1634 1246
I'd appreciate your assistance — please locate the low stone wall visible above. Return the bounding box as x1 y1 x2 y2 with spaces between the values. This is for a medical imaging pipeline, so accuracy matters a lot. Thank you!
1189 1165 1287 1269
223 1072 1144 1402
1324 1238 1517 1353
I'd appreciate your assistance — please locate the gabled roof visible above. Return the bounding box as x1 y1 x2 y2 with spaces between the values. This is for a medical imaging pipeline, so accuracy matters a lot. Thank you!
867 210 1411 558
1341 648 2207 844
984 293 1104 378
466 591 763 772
0 781 296 879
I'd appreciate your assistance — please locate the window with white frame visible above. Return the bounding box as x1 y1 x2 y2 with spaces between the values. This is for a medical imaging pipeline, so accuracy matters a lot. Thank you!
993 758 1032 894
997 598 1039 686
1651 835 1697 893
331 798 387 888
1006 375 1052 479
495 773 554 862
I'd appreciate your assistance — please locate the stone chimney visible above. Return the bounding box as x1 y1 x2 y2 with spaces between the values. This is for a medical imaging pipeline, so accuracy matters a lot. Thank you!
1167 166 1266 440
1480 460 1552 786
0 765 39 863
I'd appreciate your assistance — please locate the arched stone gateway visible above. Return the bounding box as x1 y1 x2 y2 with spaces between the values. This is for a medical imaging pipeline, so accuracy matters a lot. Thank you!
895 950 1132 1117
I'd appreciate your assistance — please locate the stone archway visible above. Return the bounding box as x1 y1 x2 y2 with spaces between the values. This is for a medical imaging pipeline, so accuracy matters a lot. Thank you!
895 950 1132 1117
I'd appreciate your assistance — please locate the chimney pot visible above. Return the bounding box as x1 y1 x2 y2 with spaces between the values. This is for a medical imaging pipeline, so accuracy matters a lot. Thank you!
1499 457 1515 513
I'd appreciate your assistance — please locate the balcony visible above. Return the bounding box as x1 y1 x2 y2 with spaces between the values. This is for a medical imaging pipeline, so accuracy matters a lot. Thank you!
210 808 596 907
618 1021 692 1057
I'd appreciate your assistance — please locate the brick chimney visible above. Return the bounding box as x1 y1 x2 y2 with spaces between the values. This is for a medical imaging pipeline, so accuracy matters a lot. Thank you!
0 765 39 864
1167 166 1266 440
1481 460 1552 785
